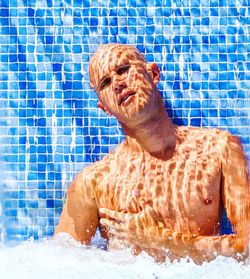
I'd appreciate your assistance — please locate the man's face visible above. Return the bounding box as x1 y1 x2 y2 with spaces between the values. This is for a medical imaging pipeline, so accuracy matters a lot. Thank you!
89 45 160 125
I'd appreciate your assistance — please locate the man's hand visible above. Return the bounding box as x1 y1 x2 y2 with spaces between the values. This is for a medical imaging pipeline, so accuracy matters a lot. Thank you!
99 206 191 262
99 207 197 253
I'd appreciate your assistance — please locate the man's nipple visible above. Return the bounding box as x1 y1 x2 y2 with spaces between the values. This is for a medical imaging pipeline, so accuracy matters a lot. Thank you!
203 198 212 205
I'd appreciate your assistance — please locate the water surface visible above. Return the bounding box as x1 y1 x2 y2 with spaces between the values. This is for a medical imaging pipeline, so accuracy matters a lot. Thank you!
0 234 249 279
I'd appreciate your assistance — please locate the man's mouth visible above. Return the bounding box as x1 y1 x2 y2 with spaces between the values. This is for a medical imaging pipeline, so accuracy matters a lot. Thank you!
118 91 136 106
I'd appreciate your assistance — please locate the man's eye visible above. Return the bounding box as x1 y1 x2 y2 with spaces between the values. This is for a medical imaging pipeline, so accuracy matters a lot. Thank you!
100 78 111 90
117 65 130 75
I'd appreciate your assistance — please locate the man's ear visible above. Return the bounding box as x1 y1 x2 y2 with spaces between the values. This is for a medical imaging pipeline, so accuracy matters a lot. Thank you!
146 63 160 85
97 101 112 116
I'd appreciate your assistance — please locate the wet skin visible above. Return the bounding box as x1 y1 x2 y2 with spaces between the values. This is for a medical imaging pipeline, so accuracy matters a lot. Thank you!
54 44 250 263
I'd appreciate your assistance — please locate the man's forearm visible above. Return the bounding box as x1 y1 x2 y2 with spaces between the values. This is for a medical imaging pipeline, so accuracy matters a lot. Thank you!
181 234 247 261
131 227 248 261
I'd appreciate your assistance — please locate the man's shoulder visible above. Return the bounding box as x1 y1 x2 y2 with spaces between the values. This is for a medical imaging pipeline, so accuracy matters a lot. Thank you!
79 145 121 178
176 126 239 154
177 125 233 141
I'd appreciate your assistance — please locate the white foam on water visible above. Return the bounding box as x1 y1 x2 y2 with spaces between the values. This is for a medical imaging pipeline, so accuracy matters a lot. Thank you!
0 234 249 279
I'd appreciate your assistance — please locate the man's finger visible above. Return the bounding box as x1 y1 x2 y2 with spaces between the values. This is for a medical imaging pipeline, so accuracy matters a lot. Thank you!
99 208 131 222
100 217 126 231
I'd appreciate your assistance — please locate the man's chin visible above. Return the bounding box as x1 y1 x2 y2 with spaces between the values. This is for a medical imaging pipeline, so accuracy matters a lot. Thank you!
118 112 150 131
115 100 152 126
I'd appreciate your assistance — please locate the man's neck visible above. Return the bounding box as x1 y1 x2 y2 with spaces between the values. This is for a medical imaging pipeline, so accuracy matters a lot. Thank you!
121 105 178 160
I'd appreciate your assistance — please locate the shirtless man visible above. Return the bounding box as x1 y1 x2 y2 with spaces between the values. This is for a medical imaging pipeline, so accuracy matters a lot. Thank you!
54 44 249 263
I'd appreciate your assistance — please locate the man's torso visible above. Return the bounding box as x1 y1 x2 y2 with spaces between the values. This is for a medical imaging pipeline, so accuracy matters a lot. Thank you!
91 126 229 237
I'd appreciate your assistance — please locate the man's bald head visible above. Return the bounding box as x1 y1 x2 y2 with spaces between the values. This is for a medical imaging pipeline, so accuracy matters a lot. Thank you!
89 44 147 91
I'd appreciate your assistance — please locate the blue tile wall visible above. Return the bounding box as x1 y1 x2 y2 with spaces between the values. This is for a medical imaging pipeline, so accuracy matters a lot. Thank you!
0 0 249 242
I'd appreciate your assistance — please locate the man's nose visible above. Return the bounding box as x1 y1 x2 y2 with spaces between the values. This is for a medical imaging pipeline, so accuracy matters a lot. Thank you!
112 78 127 94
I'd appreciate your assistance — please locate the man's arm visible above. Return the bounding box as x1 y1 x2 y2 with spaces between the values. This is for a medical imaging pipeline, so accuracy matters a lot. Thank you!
219 134 249 255
54 170 99 244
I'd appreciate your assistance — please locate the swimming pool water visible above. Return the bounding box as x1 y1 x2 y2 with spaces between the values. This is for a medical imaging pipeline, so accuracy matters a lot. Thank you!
0 234 249 279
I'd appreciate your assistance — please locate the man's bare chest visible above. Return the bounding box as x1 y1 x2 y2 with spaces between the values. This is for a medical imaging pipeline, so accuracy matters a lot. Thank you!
97 148 221 203
95 148 222 233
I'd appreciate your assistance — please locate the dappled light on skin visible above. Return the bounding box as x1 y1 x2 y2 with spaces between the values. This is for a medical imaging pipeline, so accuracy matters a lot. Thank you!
89 44 163 128
96 127 249 264
55 44 250 264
